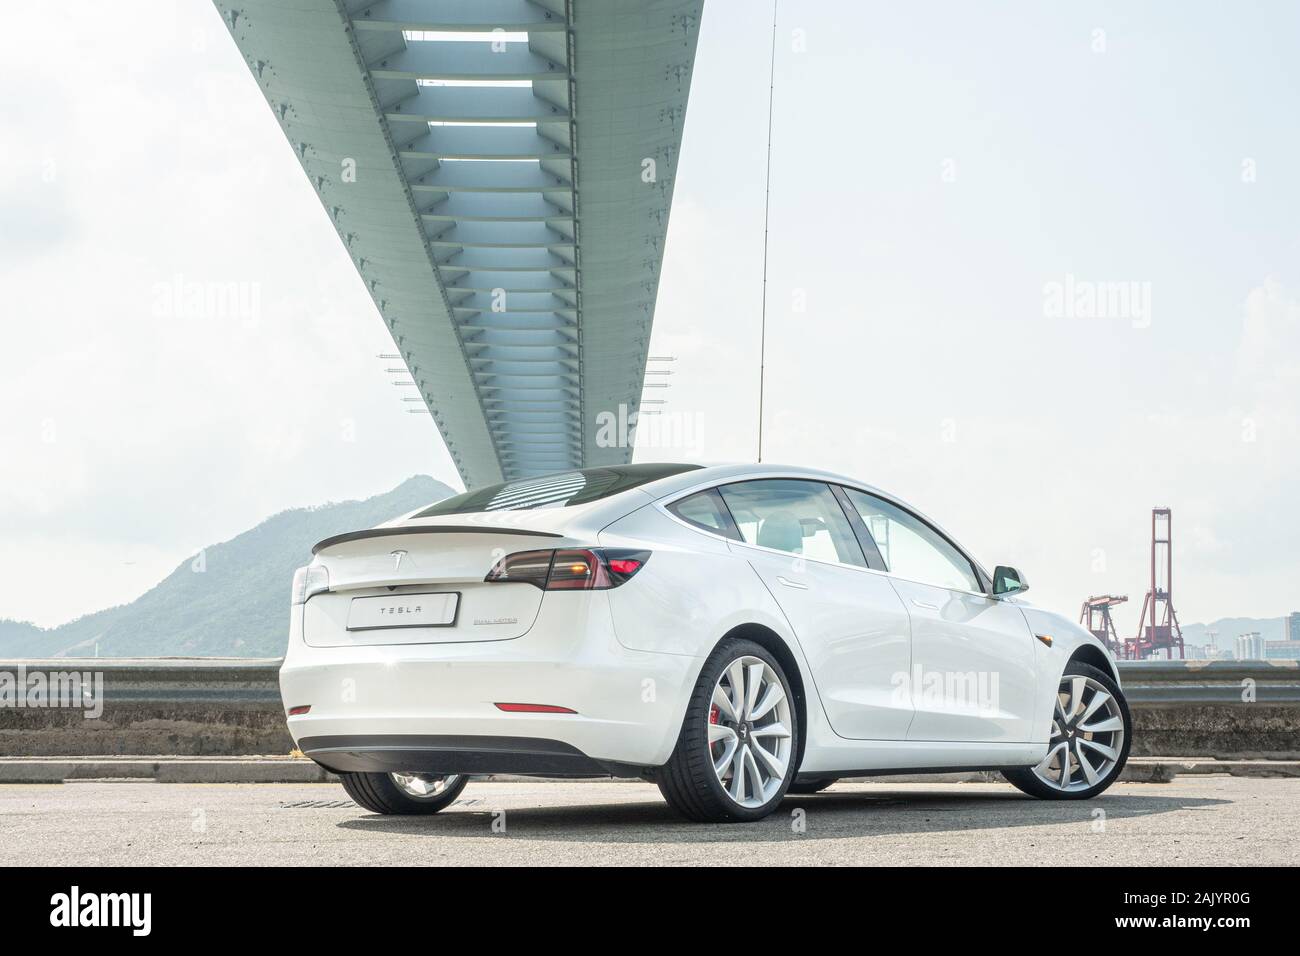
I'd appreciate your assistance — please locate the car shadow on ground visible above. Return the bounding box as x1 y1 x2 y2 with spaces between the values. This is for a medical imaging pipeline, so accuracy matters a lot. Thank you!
336 786 1229 843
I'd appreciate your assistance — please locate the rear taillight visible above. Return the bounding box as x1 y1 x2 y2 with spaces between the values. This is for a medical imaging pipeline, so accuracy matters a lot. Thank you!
547 549 609 589
291 564 330 605
607 556 645 576
482 549 554 588
484 548 650 590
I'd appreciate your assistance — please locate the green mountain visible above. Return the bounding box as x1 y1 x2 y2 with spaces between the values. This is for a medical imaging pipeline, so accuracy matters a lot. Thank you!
0 476 454 659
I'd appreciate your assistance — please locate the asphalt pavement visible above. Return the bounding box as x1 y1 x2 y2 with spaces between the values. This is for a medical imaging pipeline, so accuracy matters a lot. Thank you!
1 776 1292 866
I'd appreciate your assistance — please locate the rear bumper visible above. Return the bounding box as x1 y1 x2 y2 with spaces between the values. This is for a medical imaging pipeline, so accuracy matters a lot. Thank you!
281 591 701 770
299 734 616 776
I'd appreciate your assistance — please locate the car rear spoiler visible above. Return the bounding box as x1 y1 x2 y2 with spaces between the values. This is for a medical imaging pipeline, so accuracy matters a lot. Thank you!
312 525 564 555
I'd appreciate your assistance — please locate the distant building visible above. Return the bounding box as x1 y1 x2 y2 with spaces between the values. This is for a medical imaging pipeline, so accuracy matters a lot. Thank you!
1286 611 1300 642
1235 632 1266 660
1266 641 1300 660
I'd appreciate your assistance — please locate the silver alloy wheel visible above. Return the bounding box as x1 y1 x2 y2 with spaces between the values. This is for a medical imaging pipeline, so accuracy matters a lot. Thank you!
1033 675 1126 793
389 772 461 800
708 655 794 808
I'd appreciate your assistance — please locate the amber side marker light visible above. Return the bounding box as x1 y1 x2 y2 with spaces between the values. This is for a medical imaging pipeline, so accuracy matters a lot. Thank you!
288 705 311 716
494 703 578 714
1036 634 1053 647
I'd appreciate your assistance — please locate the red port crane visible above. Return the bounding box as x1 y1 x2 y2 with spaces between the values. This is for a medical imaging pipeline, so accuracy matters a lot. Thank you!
1123 507 1185 660
1080 595 1128 658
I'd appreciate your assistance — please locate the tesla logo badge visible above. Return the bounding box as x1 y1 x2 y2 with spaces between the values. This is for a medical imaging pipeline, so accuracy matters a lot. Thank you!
390 550 407 571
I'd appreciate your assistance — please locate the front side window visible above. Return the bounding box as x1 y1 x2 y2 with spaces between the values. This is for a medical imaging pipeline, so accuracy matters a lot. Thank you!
843 488 981 592
718 480 866 567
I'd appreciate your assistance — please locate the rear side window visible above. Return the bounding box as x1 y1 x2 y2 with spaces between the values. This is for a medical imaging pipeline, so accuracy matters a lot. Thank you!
718 479 866 567
415 463 700 517
667 489 739 539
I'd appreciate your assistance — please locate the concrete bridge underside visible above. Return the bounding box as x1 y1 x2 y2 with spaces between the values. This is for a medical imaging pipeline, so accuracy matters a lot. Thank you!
215 0 704 485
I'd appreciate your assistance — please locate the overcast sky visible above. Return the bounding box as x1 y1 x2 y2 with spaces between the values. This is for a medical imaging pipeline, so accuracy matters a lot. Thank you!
2 1 1298 631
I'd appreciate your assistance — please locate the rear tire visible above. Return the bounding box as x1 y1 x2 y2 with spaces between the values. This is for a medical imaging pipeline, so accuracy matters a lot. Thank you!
788 778 835 795
1002 661 1131 800
340 772 468 815
658 638 800 823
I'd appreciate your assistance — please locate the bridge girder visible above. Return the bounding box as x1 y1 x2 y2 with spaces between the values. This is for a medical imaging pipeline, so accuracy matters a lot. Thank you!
215 0 703 484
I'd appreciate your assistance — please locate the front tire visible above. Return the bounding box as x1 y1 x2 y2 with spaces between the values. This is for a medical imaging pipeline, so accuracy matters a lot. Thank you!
340 772 468 815
1003 661 1131 800
658 638 800 822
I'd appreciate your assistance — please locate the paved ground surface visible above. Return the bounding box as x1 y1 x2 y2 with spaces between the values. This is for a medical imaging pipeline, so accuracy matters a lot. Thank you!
1 777 1292 866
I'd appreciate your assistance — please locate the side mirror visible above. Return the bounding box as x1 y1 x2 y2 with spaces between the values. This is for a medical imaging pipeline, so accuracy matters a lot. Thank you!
992 565 1029 597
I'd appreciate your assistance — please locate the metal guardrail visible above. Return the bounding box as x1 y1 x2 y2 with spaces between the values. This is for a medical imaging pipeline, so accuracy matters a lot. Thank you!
1118 660 1300 680
1117 660 1300 706
4 658 1298 759
0 658 283 704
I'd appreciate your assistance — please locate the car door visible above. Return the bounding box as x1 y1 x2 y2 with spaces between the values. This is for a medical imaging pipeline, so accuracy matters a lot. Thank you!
715 479 914 740
840 488 1039 743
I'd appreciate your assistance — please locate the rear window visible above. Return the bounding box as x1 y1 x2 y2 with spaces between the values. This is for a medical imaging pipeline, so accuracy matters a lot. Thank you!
414 463 701 517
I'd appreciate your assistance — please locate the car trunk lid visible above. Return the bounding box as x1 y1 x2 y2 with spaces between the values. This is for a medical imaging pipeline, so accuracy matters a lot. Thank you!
303 526 567 647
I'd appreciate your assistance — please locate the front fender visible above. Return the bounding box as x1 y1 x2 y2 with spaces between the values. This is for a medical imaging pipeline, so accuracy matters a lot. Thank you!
1018 605 1120 744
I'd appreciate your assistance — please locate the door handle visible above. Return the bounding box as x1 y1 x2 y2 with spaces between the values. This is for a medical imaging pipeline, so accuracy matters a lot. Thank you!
776 576 808 590
910 598 939 610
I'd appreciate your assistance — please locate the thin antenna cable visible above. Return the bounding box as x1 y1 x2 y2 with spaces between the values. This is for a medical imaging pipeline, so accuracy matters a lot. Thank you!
757 0 778 462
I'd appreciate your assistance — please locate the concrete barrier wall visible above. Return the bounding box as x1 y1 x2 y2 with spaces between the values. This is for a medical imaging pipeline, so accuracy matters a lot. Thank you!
0 660 291 757
1119 660 1300 758
2 658 1298 759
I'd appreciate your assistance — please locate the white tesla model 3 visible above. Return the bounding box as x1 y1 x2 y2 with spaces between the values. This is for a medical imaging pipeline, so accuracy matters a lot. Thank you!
283 463 1131 822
